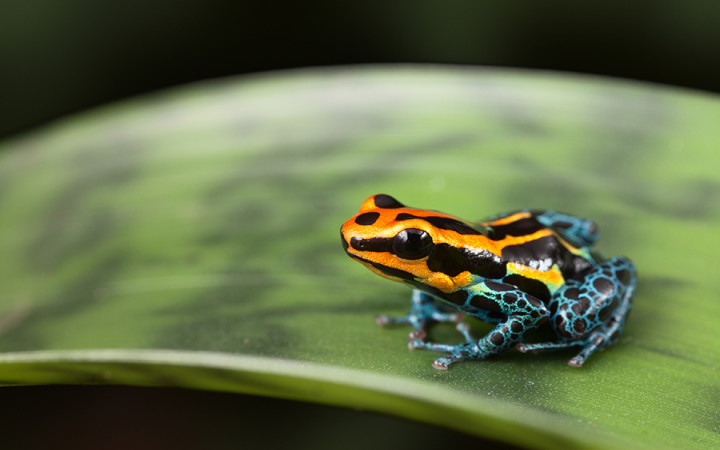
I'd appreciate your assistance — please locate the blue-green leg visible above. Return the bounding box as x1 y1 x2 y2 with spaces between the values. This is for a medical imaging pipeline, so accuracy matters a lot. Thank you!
410 281 550 369
517 257 636 366
376 289 463 339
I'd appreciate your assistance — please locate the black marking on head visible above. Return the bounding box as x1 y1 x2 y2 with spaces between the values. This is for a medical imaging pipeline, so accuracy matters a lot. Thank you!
355 212 380 226
350 236 391 253
427 244 506 278
374 194 404 209
395 213 483 235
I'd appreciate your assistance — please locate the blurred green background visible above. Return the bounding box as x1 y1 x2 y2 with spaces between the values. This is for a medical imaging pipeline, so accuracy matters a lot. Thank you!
2 0 720 138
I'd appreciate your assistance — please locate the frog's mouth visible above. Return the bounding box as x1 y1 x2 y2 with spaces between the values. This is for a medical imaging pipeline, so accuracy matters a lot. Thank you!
341 232 416 282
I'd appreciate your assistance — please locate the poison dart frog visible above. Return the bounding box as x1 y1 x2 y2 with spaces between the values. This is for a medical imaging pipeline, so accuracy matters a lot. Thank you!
340 194 636 369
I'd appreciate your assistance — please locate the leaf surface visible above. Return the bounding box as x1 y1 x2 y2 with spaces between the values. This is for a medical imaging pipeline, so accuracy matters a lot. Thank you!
1 66 719 449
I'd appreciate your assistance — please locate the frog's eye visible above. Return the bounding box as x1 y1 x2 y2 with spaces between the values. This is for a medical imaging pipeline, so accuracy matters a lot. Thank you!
392 228 433 260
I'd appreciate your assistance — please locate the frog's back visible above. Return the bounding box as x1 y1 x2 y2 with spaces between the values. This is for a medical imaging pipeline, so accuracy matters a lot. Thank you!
480 211 597 280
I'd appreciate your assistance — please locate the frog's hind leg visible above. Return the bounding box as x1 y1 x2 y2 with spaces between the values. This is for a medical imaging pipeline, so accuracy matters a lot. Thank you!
376 289 463 339
517 257 636 367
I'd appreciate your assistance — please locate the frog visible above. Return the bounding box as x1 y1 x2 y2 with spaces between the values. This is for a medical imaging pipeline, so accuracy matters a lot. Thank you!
340 194 636 369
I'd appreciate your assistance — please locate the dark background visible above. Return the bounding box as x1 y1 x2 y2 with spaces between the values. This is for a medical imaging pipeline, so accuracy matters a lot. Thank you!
2 1 720 139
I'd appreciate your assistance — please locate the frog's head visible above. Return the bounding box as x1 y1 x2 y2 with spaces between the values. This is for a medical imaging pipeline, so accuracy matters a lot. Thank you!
340 194 488 293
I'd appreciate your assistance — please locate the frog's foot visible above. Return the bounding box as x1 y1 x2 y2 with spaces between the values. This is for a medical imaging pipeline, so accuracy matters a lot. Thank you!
526 256 636 367
377 289 463 338
409 323 479 370
517 336 604 367
517 314 626 367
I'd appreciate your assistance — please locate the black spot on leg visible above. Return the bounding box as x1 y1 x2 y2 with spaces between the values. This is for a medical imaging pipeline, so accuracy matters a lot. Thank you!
573 319 587 335
510 321 522 333
598 297 620 321
593 278 615 296
490 332 505 346
617 270 630 285
571 297 590 315
564 288 580 300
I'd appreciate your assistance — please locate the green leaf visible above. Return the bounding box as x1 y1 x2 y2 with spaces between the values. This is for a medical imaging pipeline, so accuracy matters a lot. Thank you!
1 66 719 449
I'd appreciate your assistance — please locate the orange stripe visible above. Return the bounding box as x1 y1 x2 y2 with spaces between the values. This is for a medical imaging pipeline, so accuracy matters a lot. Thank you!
432 228 554 258
482 211 532 226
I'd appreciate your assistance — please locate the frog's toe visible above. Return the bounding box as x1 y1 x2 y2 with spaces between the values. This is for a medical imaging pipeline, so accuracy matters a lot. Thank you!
515 343 535 353
516 341 576 353
432 352 468 370
567 356 585 367
432 358 450 370
375 314 398 326
408 329 427 341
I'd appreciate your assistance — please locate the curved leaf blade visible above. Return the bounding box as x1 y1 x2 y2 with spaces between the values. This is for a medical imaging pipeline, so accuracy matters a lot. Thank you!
0 66 718 449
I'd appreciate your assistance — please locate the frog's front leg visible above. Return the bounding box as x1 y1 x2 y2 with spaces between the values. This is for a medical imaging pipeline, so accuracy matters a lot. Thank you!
376 289 463 339
411 281 550 370
517 257 636 367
